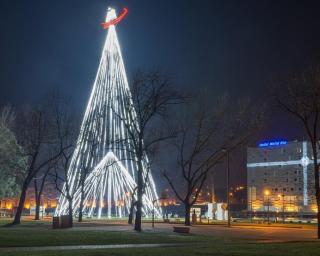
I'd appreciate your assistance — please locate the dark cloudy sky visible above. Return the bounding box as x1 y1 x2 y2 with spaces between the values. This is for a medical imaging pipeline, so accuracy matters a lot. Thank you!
1 1 319 100
1 0 320 140
1 0 320 194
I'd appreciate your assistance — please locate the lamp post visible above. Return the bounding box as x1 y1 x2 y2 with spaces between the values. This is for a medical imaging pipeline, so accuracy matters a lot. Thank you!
152 198 165 228
152 199 158 228
222 149 231 228
250 186 253 223
264 190 270 224
278 194 285 223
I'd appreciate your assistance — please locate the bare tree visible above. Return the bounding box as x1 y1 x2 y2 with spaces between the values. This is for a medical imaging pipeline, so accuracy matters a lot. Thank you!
12 103 70 225
112 70 185 231
51 91 77 226
54 149 74 226
275 66 320 238
72 107 104 222
10 90 76 225
77 130 99 222
128 187 137 225
33 164 53 220
163 95 263 226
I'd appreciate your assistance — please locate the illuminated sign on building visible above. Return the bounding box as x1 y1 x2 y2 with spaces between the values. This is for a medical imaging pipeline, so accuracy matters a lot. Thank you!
258 140 288 148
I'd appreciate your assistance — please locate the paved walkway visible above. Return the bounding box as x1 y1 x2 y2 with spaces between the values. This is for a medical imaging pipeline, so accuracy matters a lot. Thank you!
0 243 185 252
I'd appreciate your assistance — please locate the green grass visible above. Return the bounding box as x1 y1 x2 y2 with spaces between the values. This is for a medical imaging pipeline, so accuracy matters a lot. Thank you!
1 219 320 256
0 218 13 226
2 242 320 256
0 228 200 247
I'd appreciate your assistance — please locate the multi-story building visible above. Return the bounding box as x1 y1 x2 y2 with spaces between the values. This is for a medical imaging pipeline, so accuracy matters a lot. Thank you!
247 140 318 216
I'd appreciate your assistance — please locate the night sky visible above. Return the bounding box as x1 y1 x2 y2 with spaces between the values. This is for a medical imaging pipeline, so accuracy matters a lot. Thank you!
1 0 320 195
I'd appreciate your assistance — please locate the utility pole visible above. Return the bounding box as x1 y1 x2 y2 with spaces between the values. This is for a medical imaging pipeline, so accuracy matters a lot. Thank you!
264 190 270 224
226 150 231 228
250 187 253 223
152 201 155 228
282 194 285 224
267 196 270 224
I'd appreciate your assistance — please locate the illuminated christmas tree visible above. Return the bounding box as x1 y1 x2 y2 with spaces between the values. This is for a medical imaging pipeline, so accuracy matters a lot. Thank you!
55 7 160 218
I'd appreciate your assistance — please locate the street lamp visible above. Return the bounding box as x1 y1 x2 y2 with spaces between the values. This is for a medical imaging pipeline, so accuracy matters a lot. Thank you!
250 186 253 223
222 149 231 228
264 189 270 224
278 194 285 223
152 199 158 228
152 197 166 228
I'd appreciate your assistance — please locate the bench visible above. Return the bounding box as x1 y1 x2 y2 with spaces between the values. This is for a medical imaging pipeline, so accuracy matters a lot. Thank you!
173 226 190 234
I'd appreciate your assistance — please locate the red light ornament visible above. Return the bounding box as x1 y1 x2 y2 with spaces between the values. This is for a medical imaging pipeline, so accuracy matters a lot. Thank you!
101 8 128 29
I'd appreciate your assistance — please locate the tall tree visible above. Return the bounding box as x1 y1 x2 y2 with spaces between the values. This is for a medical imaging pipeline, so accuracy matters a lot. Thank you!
12 92 73 225
163 95 263 226
53 148 74 227
112 70 185 231
77 129 99 222
50 90 77 226
33 164 53 220
0 106 26 199
275 66 320 238
32 91 77 221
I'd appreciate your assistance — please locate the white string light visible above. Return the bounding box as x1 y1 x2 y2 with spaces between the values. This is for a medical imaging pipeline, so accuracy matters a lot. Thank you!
55 8 161 218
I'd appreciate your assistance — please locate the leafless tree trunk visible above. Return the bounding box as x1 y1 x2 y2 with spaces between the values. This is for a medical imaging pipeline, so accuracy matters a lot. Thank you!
77 124 100 222
54 151 74 227
163 96 263 226
112 70 185 231
51 91 77 226
13 152 66 225
77 180 85 222
34 166 51 220
275 66 320 238
12 107 68 225
128 187 137 225
10 90 75 225
77 162 89 222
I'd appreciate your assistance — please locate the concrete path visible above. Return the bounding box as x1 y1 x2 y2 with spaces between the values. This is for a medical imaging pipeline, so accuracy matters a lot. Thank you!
0 243 185 252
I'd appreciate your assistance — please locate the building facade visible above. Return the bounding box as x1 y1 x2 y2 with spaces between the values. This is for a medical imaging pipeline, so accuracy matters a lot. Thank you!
247 140 318 216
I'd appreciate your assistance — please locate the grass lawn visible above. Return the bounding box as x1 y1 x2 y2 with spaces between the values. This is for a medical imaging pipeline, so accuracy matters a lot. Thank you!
0 228 199 247
1 219 320 255
2 242 320 256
